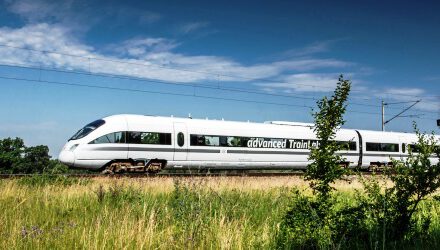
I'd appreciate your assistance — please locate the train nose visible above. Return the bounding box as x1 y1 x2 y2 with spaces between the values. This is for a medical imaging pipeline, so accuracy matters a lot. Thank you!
59 150 75 167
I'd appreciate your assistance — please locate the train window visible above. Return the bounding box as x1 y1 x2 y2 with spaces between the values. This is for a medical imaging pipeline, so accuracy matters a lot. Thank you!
408 144 420 153
219 136 228 146
69 119 105 141
402 143 406 153
114 132 125 143
89 132 126 144
336 141 357 151
177 132 184 147
366 142 399 152
190 135 221 146
227 136 242 147
205 136 220 146
190 135 205 146
91 134 111 144
128 132 171 145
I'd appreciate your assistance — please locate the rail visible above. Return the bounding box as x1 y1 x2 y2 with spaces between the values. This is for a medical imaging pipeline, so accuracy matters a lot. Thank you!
0 170 379 179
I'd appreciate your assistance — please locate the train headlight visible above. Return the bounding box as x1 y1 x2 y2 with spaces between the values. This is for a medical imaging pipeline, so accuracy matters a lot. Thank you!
69 144 79 151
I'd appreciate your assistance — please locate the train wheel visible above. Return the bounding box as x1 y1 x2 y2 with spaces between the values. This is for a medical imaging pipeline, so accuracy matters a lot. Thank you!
146 160 166 174
368 164 378 172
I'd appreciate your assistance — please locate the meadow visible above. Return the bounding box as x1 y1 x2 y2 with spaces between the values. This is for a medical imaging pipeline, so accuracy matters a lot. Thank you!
0 175 439 249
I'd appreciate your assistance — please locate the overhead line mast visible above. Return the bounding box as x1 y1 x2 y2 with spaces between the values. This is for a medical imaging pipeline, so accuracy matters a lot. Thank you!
381 100 421 131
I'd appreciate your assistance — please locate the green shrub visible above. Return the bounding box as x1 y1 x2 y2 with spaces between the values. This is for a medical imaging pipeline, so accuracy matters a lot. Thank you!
360 125 440 243
277 189 331 249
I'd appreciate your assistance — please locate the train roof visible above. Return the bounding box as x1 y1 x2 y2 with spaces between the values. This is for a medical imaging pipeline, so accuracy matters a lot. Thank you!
102 114 438 138
103 114 321 130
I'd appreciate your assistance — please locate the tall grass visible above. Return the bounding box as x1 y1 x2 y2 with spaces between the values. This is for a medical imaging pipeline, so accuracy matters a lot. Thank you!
0 177 292 249
0 176 439 249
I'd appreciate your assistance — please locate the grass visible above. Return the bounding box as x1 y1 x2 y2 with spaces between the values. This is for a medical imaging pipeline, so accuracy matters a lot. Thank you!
0 176 439 249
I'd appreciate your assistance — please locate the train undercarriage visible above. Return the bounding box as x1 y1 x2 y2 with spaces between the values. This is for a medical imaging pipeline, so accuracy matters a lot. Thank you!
100 157 394 175
101 159 167 174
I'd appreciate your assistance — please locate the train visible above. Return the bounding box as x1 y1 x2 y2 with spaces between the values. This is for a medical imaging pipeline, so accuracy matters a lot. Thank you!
58 114 439 173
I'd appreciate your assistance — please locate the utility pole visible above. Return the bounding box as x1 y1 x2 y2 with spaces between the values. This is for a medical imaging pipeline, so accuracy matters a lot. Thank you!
381 100 421 131
382 100 385 131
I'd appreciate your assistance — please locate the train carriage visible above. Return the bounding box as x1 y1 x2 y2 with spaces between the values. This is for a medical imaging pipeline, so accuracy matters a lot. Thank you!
58 114 439 173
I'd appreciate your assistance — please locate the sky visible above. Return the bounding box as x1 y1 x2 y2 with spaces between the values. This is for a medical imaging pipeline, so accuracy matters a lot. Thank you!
0 0 439 157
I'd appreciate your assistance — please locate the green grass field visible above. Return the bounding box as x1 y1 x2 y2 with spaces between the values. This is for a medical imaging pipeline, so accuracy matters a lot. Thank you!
0 176 439 249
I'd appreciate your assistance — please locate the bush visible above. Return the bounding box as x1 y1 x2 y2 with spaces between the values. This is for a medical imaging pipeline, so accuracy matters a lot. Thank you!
360 125 440 243
277 189 369 249
277 189 330 249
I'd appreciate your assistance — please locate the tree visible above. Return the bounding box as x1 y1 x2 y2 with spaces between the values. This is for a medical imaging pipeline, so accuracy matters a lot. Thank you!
305 74 351 201
14 145 52 174
0 137 68 174
0 137 25 173
362 124 440 241
277 75 353 248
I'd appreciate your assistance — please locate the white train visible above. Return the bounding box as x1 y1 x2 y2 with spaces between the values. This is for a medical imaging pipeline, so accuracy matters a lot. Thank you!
58 114 439 173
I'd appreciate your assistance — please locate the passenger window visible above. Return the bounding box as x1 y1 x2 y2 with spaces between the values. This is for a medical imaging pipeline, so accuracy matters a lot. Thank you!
336 141 356 151
402 143 406 153
227 137 242 147
177 132 184 147
128 132 142 144
190 135 205 146
90 132 125 144
141 132 160 144
366 142 399 152
219 136 228 146
91 134 111 144
409 144 420 153
205 136 220 146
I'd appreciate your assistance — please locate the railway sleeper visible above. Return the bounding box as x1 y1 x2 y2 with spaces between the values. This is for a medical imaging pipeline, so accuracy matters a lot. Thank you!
102 159 167 174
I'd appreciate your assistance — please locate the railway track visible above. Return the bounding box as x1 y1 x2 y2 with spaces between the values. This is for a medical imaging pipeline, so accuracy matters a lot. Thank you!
0 170 379 179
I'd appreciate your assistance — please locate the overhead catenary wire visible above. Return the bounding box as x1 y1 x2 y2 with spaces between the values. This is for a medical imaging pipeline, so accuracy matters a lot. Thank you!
0 74 435 121
0 62 436 115
0 43 438 99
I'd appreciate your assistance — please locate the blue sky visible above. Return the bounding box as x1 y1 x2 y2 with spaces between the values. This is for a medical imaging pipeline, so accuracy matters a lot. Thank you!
0 0 439 157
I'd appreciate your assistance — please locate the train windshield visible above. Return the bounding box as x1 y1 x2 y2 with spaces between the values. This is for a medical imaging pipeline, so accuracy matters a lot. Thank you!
69 119 105 141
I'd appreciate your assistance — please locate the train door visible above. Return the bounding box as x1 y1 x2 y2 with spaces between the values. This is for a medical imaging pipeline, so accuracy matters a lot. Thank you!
173 122 188 161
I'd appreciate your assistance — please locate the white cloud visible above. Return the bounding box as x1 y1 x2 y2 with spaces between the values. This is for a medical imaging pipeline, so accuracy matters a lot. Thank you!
6 0 70 22
179 22 210 34
280 38 348 58
283 41 331 57
273 59 352 71
424 76 440 82
374 88 439 112
4 0 90 32
113 38 179 56
1 23 435 113
256 73 344 92
0 23 353 84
